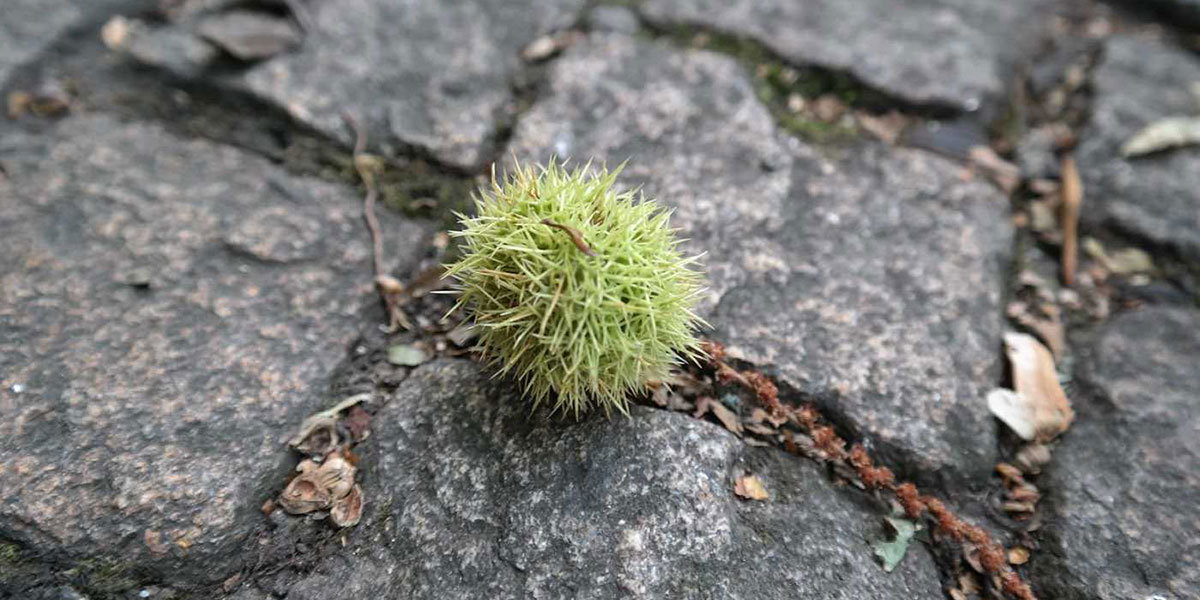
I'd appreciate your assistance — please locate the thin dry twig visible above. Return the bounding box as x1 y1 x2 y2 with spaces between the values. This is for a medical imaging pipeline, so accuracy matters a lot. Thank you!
1059 154 1082 287
342 110 411 331
541 218 597 256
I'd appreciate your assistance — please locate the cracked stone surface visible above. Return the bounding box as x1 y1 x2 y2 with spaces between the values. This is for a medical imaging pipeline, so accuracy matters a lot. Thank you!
0 114 428 587
232 359 945 599
1032 306 1200 600
116 0 587 170
1076 34 1200 266
639 0 1051 112
508 33 1009 484
4 1 1200 598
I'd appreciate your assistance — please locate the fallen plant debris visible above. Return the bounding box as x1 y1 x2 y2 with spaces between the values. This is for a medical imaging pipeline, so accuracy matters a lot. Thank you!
733 474 769 501
1120 115 1200 157
873 516 920 573
279 395 376 529
968 146 1021 194
288 394 371 458
1058 154 1082 287
1000 332 1073 443
854 110 908 144
6 79 71 119
660 341 1038 600
1005 271 1065 362
520 30 580 63
386 342 431 367
279 448 363 528
1081 238 1155 277
342 111 413 332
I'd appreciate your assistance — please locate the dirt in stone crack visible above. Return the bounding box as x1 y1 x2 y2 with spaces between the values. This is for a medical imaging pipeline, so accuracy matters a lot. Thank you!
642 340 1038 600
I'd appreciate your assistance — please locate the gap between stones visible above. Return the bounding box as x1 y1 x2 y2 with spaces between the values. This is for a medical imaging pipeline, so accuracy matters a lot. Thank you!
620 6 964 143
2 3 1125 597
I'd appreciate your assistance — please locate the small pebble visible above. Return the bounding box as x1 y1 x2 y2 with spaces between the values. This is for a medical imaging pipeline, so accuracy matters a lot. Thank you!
10 383 24 393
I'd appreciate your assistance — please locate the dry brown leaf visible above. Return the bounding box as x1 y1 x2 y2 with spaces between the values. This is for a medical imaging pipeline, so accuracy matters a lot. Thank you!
733 474 769 501
709 400 743 435
995 463 1024 485
330 484 364 528
1001 332 1074 442
1060 155 1082 287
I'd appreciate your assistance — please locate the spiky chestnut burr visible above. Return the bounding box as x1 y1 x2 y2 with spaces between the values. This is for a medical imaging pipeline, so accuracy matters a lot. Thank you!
445 161 706 416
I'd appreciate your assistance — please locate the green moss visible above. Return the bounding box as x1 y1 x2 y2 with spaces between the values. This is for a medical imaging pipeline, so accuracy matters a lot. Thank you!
445 161 706 416
776 113 858 145
71 557 139 595
647 25 910 145
0 542 21 564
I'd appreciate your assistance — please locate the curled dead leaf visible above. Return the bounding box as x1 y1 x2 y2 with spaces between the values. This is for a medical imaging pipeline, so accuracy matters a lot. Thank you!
733 474 769 501
279 452 358 515
708 400 743 435
1005 332 1074 441
1008 547 1030 565
289 415 338 457
989 333 1073 442
288 394 370 456
694 395 743 434
330 484 364 528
